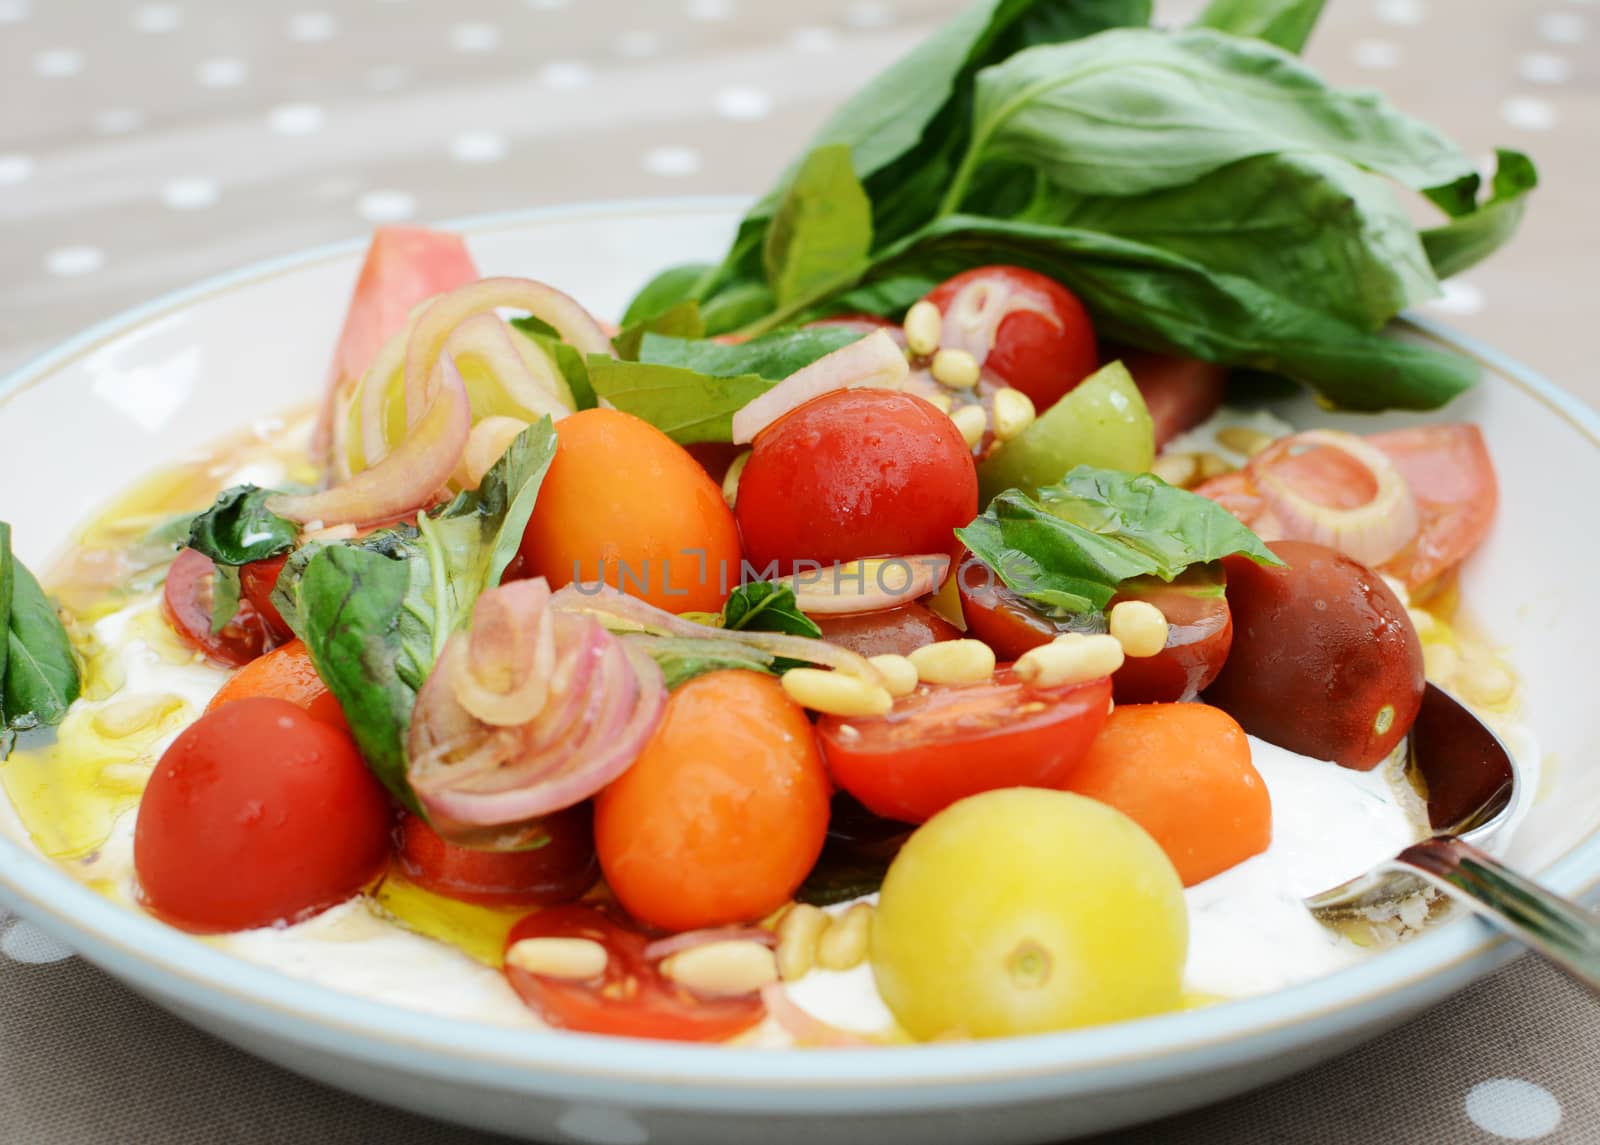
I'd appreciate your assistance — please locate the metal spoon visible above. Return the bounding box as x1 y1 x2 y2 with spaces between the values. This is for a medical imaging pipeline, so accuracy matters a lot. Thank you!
1305 682 1600 991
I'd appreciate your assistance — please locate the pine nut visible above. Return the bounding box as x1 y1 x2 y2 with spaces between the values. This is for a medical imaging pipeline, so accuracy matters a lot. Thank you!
908 639 995 685
1108 600 1169 658
776 903 828 981
931 348 981 390
867 653 919 697
1216 425 1275 457
506 937 609 980
815 902 873 971
991 387 1036 442
722 449 751 509
662 940 779 997
1406 607 1439 638
921 390 954 414
781 668 893 717
92 693 184 739
1195 451 1234 480
1151 452 1199 488
950 403 988 448
1422 642 1458 684
903 300 943 357
1014 634 1124 688
1457 655 1514 706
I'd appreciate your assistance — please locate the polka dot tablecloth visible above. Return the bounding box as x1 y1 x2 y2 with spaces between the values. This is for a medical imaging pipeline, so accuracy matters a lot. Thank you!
1 1 1597 1142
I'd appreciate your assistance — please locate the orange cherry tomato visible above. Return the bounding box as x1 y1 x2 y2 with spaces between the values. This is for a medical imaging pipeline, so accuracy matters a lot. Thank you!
594 671 831 932
206 638 348 732
518 408 741 613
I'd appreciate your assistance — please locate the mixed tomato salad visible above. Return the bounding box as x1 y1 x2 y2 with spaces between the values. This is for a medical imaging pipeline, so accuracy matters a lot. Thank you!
0 0 1536 1046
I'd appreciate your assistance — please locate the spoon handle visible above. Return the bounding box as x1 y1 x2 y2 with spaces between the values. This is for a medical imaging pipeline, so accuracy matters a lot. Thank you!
1395 836 1600 993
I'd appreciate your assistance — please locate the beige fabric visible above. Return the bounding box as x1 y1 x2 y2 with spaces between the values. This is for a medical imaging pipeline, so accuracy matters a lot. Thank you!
1 0 1596 1141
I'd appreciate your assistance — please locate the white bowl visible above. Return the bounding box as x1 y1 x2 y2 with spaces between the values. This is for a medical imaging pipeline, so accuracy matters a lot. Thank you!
1 199 1597 1145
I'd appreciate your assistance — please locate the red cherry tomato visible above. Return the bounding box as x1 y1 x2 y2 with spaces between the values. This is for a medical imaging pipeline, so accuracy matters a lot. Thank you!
1203 540 1424 770
1108 567 1233 704
1118 348 1227 448
956 577 1103 661
395 807 598 907
133 698 392 932
735 390 977 575
812 601 962 657
503 904 765 1042
205 638 348 732
239 554 294 643
817 669 1113 823
924 266 1097 411
163 548 279 667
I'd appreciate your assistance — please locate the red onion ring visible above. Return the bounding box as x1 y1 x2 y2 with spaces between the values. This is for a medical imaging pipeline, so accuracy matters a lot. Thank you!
642 927 779 963
731 330 908 445
793 555 948 616
1250 429 1420 567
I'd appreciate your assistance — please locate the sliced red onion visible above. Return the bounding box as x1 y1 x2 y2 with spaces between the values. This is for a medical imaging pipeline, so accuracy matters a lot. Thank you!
937 275 1060 364
271 352 471 526
731 330 909 445
354 316 417 474
447 579 557 726
794 555 948 616
642 927 778 963
548 583 886 689
442 312 572 422
1251 429 1420 567
759 984 879 1048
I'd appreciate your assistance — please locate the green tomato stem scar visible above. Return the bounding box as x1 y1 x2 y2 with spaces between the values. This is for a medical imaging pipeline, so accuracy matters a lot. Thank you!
1007 940 1053 990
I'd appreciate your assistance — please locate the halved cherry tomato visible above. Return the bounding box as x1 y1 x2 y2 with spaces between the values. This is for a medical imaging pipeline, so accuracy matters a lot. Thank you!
396 807 597 907
735 390 977 575
239 554 293 643
134 698 392 932
957 576 1104 660
162 548 278 667
503 904 765 1042
812 601 962 657
923 267 1098 411
818 669 1113 824
1117 348 1227 448
205 638 348 731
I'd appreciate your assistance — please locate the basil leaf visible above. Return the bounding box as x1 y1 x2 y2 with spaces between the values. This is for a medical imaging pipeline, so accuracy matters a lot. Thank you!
638 635 777 691
587 359 771 445
620 262 714 328
639 327 862 378
1421 149 1539 280
1 523 81 741
1192 0 1325 53
956 466 1280 613
764 145 873 308
510 320 598 411
186 485 299 567
699 282 777 337
954 29 1471 205
611 300 706 361
721 582 822 639
209 564 243 636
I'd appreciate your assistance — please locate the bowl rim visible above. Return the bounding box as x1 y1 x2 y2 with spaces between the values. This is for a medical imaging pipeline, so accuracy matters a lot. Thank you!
1 195 1597 1095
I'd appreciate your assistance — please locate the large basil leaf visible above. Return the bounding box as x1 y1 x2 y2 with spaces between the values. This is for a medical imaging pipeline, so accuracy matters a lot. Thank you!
720 582 822 639
186 485 299 566
610 300 706 361
619 263 714 328
1 522 81 748
764 145 873 308
638 328 861 378
1193 0 1325 53
509 319 598 410
1421 149 1539 279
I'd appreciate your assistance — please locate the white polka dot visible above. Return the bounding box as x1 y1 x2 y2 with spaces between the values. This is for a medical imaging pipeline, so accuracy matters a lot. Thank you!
451 21 501 52
846 2 895 28
45 246 104 278
96 107 144 134
1500 94 1559 131
34 49 84 78
1465 1078 1562 1140
197 57 248 88
642 146 701 178
714 85 772 121
790 25 839 53
686 0 734 22
539 60 592 89
0 153 34 186
367 65 409 91
268 102 325 135
1538 10 1587 41
0 0 30 23
450 131 507 164
1426 279 1485 315
1352 38 1402 69
358 190 417 223
615 31 660 58
1519 51 1571 84
554 1105 649 1145
132 3 181 32
1374 0 1425 25
526 0 571 8
161 176 219 210
0 920 74 963
287 10 337 42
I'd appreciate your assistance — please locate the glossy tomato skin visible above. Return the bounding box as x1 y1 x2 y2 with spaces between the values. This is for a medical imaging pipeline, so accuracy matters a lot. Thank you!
735 390 978 576
594 671 831 932
205 638 348 732
239 554 293 643
133 698 392 932
504 905 764 1042
1117 348 1227 448
818 669 1113 824
518 408 741 613
812 601 962 657
957 577 1102 660
924 267 1097 411
396 805 597 907
163 548 279 667
1203 540 1424 770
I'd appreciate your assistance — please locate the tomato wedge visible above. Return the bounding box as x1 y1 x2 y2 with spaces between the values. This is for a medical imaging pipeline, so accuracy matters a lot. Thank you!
812 601 962 658
817 669 1112 824
163 548 278 667
239 554 293 643
503 905 765 1042
397 807 597 908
